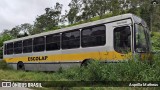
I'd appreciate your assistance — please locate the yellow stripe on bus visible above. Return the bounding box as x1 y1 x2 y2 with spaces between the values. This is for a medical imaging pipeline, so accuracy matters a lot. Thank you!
4 51 132 63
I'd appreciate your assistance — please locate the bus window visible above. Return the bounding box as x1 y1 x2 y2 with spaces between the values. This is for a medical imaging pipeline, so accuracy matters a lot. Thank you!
33 36 45 52
23 39 32 53
82 25 106 47
6 43 13 55
62 30 80 49
46 33 60 51
135 24 149 52
14 41 22 54
114 26 131 54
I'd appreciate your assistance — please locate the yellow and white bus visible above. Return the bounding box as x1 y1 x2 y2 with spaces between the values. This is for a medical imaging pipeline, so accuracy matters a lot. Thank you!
3 13 152 71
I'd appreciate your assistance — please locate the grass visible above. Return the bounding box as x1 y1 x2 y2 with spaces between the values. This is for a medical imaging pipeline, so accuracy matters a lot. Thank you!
0 69 61 81
0 60 12 70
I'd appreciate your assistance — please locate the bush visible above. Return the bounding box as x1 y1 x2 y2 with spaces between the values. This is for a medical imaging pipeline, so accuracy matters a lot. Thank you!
151 32 160 51
60 57 160 81
0 60 11 70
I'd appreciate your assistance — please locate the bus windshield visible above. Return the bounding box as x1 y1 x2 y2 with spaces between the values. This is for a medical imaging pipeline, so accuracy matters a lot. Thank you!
135 24 150 53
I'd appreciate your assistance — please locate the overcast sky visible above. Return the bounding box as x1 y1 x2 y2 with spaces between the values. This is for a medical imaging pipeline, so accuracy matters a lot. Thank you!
0 0 71 33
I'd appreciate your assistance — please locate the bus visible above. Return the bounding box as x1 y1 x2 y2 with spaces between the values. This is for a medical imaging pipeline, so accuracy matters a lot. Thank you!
3 13 152 71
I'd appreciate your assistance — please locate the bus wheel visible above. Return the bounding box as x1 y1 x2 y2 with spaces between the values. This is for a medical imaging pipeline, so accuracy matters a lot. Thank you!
17 61 25 71
81 59 94 67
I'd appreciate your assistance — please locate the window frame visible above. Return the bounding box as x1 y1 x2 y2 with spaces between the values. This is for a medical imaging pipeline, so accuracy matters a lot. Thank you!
46 33 61 51
33 36 45 52
81 25 106 48
6 42 14 55
134 23 149 53
113 26 131 54
62 29 80 49
14 41 23 54
23 39 33 53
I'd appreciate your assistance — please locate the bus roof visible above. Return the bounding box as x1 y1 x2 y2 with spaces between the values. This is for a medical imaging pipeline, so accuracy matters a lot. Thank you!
4 13 145 43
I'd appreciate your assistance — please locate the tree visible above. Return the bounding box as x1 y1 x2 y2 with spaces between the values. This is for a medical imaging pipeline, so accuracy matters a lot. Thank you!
67 0 82 24
81 0 93 20
0 30 14 58
150 1 160 32
92 0 109 18
0 33 13 47
34 2 63 33
20 23 34 35
10 26 21 38
60 10 68 26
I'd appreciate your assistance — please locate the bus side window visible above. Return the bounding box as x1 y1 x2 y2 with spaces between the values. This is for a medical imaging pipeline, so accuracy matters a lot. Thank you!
33 36 45 52
14 41 22 54
6 43 13 55
46 33 60 51
81 25 106 47
62 30 80 49
114 26 131 54
23 39 32 53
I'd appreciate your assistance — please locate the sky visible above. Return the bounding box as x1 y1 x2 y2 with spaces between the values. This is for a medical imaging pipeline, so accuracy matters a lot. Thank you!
0 0 71 33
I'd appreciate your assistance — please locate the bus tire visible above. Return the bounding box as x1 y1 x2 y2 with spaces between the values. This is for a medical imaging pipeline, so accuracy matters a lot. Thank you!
17 61 25 71
81 59 94 67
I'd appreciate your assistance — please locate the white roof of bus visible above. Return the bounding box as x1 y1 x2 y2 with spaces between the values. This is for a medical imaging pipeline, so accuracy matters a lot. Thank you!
4 13 143 43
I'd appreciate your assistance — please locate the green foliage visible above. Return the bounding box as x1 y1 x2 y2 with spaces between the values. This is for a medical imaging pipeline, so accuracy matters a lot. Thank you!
151 32 160 51
0 33 13 46
20 23 34 35
0 33 13 58
0 60 12 70
67 0 81 24
34 3 63 33
59 55 160 81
